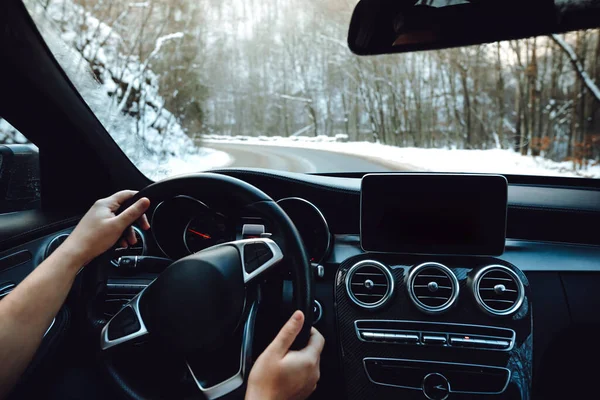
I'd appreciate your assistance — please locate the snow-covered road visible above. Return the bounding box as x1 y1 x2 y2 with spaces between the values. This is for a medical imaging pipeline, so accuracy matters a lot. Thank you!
202 136 600 178
206 143 415 173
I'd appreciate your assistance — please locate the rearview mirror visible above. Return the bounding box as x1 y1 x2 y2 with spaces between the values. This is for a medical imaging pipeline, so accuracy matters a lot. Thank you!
348 0 600 55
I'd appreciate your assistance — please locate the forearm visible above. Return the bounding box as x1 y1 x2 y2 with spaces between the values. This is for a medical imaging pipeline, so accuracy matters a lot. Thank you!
0 243 84 398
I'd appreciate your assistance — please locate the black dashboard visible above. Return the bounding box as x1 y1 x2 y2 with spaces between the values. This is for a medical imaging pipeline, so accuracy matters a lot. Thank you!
2 169 600 399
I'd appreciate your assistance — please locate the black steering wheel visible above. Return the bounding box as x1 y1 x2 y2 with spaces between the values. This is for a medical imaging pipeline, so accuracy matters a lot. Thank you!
89 173 314 399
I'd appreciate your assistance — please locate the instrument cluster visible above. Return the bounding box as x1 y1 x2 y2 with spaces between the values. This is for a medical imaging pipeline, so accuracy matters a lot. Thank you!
149 195 332 264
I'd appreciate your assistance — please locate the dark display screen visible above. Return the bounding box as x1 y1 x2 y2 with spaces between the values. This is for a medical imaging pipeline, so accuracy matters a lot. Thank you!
360 174 507 255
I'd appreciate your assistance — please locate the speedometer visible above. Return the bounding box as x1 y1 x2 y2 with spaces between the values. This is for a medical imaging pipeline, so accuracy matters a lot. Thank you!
184 212 228 253
277 197 331 264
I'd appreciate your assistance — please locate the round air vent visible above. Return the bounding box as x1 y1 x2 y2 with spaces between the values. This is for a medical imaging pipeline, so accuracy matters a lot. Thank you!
45 234 69 258
473 265 524 316
110 227 146 266
408 262 459 314
345 260 394 309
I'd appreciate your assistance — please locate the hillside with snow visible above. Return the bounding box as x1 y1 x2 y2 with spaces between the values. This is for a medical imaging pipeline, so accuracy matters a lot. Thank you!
22 0 231 180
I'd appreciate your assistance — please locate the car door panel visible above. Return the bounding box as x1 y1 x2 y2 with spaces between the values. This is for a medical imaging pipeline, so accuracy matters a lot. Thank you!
0 210 79 253
0 225 75 393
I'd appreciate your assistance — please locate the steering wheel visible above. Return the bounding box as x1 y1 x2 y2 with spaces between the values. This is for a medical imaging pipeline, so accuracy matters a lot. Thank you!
88 173 314 399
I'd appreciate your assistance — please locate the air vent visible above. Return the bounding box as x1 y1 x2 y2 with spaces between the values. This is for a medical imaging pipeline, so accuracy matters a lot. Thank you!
45 234 69 258
345 260 394 309
473 265 524 316
408 262 459 314
110 227 146 267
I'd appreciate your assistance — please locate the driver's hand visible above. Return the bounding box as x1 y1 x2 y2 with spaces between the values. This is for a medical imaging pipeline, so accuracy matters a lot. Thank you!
246 311 325 400
62 190 151 265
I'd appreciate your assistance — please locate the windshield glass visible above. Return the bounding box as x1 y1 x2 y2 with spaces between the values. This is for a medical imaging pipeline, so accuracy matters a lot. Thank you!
24 0 600 180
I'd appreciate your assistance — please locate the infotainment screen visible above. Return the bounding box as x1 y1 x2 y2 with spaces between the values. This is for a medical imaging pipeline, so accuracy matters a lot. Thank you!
360 174 507 256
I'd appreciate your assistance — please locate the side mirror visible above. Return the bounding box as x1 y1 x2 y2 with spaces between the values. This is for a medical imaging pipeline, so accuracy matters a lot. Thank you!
0 145 41 213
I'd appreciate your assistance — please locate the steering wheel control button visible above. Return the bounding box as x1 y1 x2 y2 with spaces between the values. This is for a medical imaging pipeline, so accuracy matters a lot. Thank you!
422 373 450 400
107 306 141 340
423 335 447 345
243 242 273 273
313 300 323 324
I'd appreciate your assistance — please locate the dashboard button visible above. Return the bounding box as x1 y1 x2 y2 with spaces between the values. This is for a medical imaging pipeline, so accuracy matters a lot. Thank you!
450 337 480 347
449 336 511 350
423 335 447 345
394 333 419 343
485 339 511 349
362 331 375 339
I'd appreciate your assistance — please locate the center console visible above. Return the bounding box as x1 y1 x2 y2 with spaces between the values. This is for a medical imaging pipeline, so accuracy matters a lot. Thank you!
335 256 532 400
334 174 532 399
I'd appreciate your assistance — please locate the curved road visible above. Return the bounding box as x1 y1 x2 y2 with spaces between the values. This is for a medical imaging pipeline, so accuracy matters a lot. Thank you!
206 143 410 173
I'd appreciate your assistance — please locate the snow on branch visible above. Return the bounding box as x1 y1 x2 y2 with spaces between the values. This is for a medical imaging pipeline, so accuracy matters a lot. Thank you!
129 2 149 8
149 32 184 60
278 94 313 103
551 33 600 104
116 32 184 113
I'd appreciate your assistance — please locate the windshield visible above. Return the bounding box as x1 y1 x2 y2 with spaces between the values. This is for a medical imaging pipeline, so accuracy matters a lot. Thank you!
24 0 600 180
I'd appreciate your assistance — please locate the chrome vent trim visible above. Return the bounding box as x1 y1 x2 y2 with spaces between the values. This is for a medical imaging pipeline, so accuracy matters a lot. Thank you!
473 265 524 317
45 234 70 258
407 262 459 314
345 260 394 309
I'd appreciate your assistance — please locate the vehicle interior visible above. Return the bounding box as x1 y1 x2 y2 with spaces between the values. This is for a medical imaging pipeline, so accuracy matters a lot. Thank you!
1 0 600 399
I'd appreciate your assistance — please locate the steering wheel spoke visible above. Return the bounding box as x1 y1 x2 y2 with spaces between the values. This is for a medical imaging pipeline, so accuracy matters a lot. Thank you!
207 238 283 283
186 301 258 399
100 291 149 350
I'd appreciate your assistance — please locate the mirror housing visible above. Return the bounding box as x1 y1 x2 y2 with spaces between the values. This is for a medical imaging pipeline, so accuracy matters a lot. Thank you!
348 0 600 56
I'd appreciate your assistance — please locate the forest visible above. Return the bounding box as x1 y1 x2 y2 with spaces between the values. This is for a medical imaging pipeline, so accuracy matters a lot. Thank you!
6 0 600 172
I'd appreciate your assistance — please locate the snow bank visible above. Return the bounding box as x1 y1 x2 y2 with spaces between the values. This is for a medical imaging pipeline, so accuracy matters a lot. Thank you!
203 135 600 178
23 0 231 180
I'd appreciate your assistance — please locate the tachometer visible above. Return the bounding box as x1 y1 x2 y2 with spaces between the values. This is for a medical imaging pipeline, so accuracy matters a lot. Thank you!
184 212 228 253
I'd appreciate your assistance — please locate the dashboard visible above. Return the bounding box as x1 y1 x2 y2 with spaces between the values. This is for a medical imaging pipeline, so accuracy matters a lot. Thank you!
110 173 529 399
2 169 600 399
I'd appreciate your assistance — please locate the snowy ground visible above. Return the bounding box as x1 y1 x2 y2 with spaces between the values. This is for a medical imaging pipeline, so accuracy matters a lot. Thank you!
203 134 600 179
136 149 231 179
